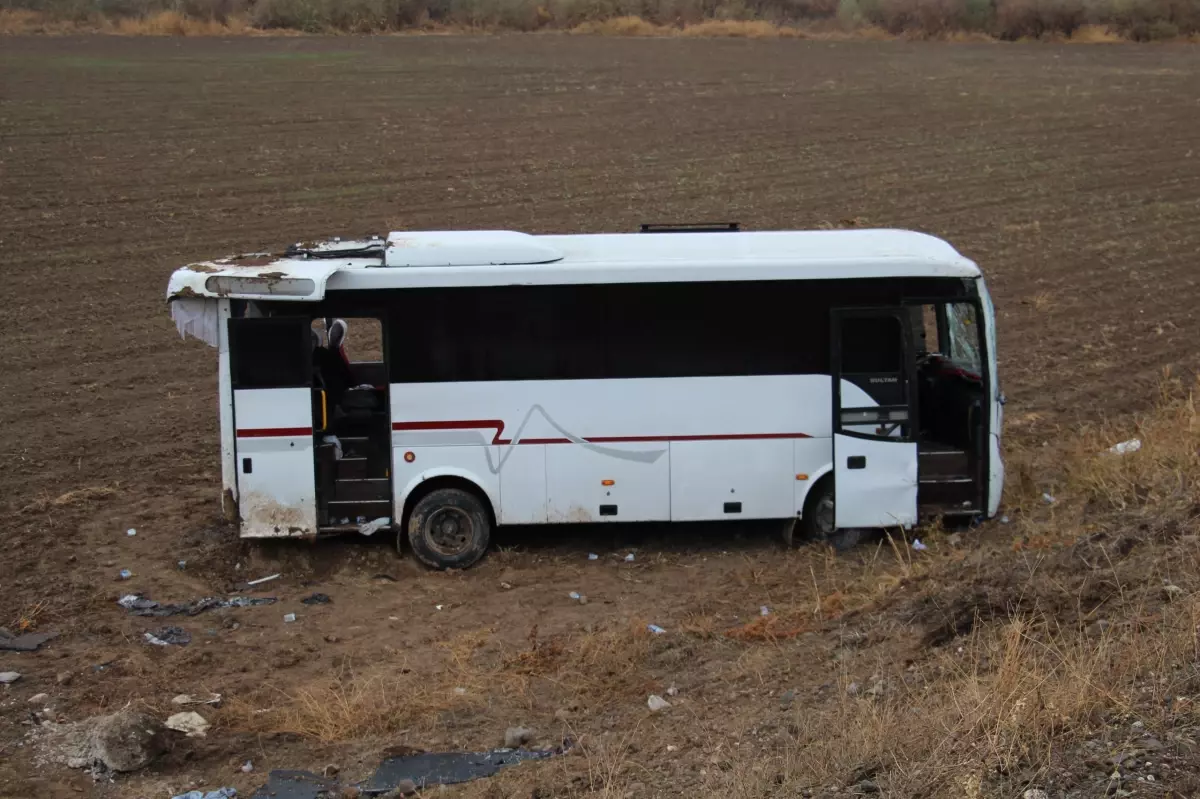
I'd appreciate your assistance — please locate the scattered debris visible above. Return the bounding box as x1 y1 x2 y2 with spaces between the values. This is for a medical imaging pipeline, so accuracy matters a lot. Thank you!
172 693 222 707
912 539 928 551
246 574 281 587
1108 438 1142 455
126 528 137 537
647 624 666 635
846 681 861 696
165 711 210 738
172 789 237 799
587 553 598 560
29 693 49 705
178 560 187 569
0 671 23 684
760 605 771 616
568 591 581 600
624 553 635 562
0 627 57 652
40 709 168 773
666 685 679 697
1022 790 1049 799
242 761 255 774
358 517 391 536
647 695 671 712
144 626 191 646
435 605 444 611
118 569 133 580
1000 515 1010 524
453 687 467 696
300 593 331 605
283 613 297 623
666 745 678 752
504 727 536 748
500 582 513 590
118 594 278 617
1163 584 1185 599
1042 492 1056 504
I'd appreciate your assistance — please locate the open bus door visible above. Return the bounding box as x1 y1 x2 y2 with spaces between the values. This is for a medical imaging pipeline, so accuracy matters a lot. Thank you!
830 309 919 529
228 316 319 537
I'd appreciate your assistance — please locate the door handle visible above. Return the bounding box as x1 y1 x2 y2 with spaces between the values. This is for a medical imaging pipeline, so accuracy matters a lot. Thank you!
847 456 866 470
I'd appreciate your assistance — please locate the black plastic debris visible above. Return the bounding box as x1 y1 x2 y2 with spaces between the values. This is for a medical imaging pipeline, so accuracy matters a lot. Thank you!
300 593 332 606
145 626 191 646
363 747 561 791
118 595 277 617
249 744 570 799
249 769 339 799
0 627 57 652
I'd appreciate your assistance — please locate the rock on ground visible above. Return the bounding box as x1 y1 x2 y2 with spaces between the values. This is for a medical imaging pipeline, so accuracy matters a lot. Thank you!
40 709 168 772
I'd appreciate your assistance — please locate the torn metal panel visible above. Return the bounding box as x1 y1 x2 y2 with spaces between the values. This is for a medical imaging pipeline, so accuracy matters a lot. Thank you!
166 246 381 303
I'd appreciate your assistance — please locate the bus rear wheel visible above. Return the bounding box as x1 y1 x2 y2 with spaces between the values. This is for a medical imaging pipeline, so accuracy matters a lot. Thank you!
405 488 491 570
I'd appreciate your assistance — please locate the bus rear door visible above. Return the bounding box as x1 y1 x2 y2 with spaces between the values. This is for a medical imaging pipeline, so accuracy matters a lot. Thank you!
228 316 319 536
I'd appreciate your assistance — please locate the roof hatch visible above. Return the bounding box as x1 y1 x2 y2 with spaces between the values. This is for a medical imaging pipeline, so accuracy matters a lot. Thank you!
384 230 564 267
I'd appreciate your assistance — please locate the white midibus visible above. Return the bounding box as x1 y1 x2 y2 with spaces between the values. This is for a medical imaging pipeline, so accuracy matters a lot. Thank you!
167 226 1003 569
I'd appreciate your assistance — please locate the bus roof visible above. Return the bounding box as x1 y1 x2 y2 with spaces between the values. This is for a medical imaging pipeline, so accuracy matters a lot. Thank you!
167 228 980 303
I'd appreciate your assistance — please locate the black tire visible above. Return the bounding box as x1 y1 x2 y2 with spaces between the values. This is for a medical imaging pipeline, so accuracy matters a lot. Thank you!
405 487 491 570
799 478 862 552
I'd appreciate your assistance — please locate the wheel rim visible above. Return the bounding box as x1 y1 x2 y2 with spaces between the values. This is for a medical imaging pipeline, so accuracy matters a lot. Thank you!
814 494 835 538
426 507 474 557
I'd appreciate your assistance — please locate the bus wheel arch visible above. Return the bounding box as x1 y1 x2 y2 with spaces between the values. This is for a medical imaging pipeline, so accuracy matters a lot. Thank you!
800 473 865 552
400 475 495 570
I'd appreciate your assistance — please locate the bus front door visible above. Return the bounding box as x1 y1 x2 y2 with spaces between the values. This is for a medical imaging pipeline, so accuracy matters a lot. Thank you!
830 309 919 529
228 316 319 537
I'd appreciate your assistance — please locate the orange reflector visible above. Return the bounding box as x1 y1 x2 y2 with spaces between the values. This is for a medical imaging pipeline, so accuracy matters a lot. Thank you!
601 479 615 486
404 451 415 463
796 473 809 481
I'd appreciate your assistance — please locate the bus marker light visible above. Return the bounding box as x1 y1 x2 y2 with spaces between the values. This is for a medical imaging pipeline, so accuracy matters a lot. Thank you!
795 474 808 481
601 479 615 486
404 451 415 463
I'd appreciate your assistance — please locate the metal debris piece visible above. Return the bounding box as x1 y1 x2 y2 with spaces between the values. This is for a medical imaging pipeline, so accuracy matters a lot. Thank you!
119 595 277 617
144 626 191 647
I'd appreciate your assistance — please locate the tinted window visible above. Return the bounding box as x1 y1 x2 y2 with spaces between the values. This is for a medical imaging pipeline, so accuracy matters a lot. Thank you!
229 317 311 389
385 280 833 383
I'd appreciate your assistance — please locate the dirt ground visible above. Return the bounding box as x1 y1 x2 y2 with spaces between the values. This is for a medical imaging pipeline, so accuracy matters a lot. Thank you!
2 35 1200 799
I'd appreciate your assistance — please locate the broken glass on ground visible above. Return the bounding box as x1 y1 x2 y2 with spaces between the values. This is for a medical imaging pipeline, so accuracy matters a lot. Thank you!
116 595 277 617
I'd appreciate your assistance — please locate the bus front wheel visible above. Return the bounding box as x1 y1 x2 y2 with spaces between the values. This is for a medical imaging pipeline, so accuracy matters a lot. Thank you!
799 479 862 552
405 488 491 570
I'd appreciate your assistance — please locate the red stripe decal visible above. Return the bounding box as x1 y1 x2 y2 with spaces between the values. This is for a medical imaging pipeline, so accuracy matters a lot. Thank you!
391 420 810 444
237 427 313 438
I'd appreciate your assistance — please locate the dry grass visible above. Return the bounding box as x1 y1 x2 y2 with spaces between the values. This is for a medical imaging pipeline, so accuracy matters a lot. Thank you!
113 10 253 35
220 380 1200 795
1070 22 1122 42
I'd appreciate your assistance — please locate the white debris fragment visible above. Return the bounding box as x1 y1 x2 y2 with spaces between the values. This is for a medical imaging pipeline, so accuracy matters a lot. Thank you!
358 517 390 536
569 591 581 600
247 573 280 586
165 711 210 738
647 624 666 635
587 553 599 561
283 613 296 623
624 553 635 562
1000 515 1010 524
171 693 222 706
760 606 771 616
647 695 671 712
912 539 928 551
126 528 137 537
1108 438 1142 455
1042 492 1056 504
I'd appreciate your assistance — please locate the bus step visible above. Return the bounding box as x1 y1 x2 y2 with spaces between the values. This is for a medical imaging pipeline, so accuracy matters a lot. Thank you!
334 478 390 502
336 457 369 479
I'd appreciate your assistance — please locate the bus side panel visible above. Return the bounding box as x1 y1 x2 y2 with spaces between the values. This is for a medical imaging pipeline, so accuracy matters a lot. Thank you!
392 445 502 523
670 439 792 521
547 442 669 523
500 446 548 524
